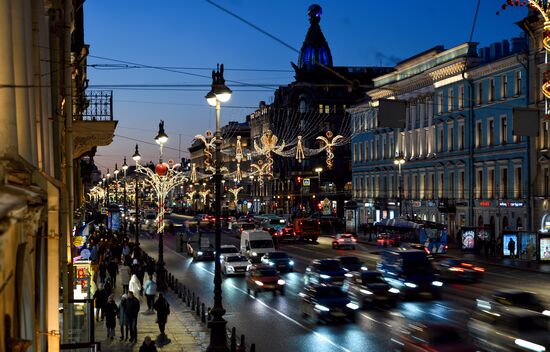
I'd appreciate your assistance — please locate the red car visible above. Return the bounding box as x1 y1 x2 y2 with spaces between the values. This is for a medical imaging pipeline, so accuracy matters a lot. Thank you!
246 265 286 297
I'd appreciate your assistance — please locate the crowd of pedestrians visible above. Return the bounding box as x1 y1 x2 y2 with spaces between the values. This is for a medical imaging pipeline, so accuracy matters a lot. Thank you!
84 224 172 350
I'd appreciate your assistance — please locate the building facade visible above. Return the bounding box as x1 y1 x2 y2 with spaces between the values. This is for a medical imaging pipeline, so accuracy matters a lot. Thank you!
351 38 529 241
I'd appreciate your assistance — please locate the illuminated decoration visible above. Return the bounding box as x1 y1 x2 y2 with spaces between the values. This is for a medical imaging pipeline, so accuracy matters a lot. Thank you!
498 0 550 118
155 162 168 176
235 135 244 181
316 130 344 170
254 130 285 176
250 159 271 186
199 189 211 203
195 130 217 173
190 163 198 183
295 135 305 162
228 186 243 202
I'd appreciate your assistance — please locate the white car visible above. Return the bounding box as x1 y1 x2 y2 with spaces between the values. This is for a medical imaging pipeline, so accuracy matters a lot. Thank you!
219 245 240 262
222 255 251 276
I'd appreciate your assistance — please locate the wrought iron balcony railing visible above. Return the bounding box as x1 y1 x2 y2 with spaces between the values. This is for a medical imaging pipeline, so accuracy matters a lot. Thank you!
74 90 113 121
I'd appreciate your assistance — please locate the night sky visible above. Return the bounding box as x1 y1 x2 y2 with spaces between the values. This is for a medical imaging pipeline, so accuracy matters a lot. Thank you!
85 0 527 173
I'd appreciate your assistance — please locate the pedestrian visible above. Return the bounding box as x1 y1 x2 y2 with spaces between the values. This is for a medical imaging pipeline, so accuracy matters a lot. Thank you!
122 243 130 262
131 258 141 277
119 294 129 341
153 293 170 336
104 294 119 340
93 283 108 321
104 277 113 297
108 260 119 287
129 274 142 298
508 237 516 258
120 264 131 294
126 291 141 343
98 260 107 284
144 275 157 312
138 336 157 352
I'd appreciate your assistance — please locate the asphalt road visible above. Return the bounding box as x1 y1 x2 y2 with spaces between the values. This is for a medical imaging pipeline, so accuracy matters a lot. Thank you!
135 214 550 352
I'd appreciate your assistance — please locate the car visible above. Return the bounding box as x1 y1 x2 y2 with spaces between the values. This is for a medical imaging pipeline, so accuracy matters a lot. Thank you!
337 256 367 272
235 222 256 235
222 255 251 276
261 251 295 272
476 289 550 316
344 271 398 309
194 214 209 222
433 258 484 282
246 265 286 296
469 307 550 352
392 322 478 351
304 259 347 286
219 244 240 261
238 215 254 223
298 284 358 323
274 226 297 242
332 233 357 249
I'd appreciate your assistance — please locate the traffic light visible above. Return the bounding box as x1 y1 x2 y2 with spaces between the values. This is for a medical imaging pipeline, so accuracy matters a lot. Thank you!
295 176 302 185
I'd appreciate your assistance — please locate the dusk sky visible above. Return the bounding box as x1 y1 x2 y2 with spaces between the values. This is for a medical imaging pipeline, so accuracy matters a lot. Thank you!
85 0 527 174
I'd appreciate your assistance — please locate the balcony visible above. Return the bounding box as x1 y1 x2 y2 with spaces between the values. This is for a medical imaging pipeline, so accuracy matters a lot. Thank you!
72 90 118 158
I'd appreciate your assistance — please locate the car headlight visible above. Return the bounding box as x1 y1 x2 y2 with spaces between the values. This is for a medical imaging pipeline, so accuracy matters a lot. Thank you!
320 274 331 279
543 310 550 317
431 281 443 287
254 280 264 286
268 261 275 266
389 288 400 294
251 252 258 256
360 289 373 295
289 260 294 266
361 266 368 271
346 302 360 310
227 266 234 272
514 339 546 352
314 304 330 312
277 279 286 285
404 282 417 288
345 273 353 278
197 251 203 256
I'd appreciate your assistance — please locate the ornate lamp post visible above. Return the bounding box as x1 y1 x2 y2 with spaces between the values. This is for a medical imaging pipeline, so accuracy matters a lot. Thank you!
122 157 129 234
394 155 406 218
205 64 231 352
114 164 119 205
106 169 111 206
132 144 141 247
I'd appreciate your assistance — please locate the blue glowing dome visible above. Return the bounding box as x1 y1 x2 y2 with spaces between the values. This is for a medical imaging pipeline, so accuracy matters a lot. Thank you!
298 4 333 69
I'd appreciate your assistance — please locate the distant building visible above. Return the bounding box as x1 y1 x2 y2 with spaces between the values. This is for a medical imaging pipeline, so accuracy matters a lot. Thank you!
350 37 530 240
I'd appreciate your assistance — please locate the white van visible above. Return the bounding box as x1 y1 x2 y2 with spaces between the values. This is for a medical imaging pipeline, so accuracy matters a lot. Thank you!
240 230 275 262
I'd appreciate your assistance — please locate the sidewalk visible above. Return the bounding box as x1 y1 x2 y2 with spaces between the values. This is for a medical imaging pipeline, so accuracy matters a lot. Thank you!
94 270 209 351
356 234 550 274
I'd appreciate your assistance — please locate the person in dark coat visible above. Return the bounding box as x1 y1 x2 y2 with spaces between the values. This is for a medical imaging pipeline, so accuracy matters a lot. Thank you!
98 261 107 284
104 294 119 340
138 336 157 352
153 293 170 336
93 284 108 321
126 291 141 343
118 294 129 341
107 260 119 287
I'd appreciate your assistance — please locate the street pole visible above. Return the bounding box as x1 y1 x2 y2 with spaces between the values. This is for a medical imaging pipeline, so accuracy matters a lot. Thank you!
133 145 141 247
123 157 128 235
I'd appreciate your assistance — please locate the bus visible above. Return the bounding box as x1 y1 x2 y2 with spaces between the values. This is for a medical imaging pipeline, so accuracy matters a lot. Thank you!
374 218 448 254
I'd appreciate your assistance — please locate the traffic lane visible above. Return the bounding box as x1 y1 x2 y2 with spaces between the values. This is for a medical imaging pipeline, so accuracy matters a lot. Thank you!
141 237 398 352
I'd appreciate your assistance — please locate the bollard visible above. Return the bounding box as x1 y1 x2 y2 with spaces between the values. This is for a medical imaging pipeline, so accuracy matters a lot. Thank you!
230 327 237 352
178 283 182 298
175 279 179 294
191 292 196 310
236 334 246 352
196 297 200 316
201 303 206 323
207 307 212 321
250 343 255 352
187 289 191 307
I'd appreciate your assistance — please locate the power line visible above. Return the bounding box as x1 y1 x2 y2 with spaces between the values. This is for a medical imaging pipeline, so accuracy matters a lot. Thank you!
89 63 293 73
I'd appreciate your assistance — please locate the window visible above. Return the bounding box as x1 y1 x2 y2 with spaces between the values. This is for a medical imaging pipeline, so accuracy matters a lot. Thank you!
299 99 307 113
488 169 495 199
477 81 483 105
358 142 363 161
429 173 435 199
449 172 455 199
476 170 483 199
353 143 358 162
489 79 495 102
448 124 454 152
319 104 324 114
501 168 508 198
543 122 549 149
448 89 454 112
459 85 465 109
438 92 443 114
501 75 507 99
325 105 330 114
438 173 444 198
389 175 394 197
515 71 522 96
364 142 368 161
458 123 465 150
476 121 482 148
501 117 508 145
459 171 465 199
438 126 444 153
413 175 418 199
488 119 494 146
515 167 522 198
545 168 549 197
382 138 386 159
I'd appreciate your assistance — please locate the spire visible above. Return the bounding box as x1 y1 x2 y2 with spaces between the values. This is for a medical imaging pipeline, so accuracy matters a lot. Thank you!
297 4 333 69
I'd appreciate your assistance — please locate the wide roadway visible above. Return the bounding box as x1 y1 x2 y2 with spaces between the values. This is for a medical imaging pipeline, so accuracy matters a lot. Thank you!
136 214 550 352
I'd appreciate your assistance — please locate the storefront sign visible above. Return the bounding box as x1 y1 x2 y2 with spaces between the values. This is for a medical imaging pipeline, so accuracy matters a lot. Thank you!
479 201 492 207
541 238 550 261
387 201 396 206
498 201 525 208
412 201 422 207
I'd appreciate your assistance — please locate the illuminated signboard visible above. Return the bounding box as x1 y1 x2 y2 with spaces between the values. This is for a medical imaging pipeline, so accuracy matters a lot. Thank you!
479 201 492 207
498 201 524 208
303 178 311 186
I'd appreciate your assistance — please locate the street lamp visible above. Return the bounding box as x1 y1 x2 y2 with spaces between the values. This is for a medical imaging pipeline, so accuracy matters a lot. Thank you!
106 169 111 206
394 154 406 218
114 163 119 205
132 144 141 247
122 157 129 234
205 63 232 352
155 121 169 293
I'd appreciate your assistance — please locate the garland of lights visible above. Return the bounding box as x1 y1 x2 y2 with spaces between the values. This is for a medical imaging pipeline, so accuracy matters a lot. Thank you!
316 130 344 170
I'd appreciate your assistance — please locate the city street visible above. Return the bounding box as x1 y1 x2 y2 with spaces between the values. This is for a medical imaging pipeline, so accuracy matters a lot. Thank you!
133 215 550 352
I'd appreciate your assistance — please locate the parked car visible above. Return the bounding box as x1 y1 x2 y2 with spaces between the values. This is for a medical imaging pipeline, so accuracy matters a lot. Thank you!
469 307 550 351
332 233 357 250
476 289 550 316
433 258 484 282
246 265 286 296
337 256 367 272
304 259 346 286
298 284 358 323
344 271 398 309
261 251 295 272
221 255 250 276
392 322 477 351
